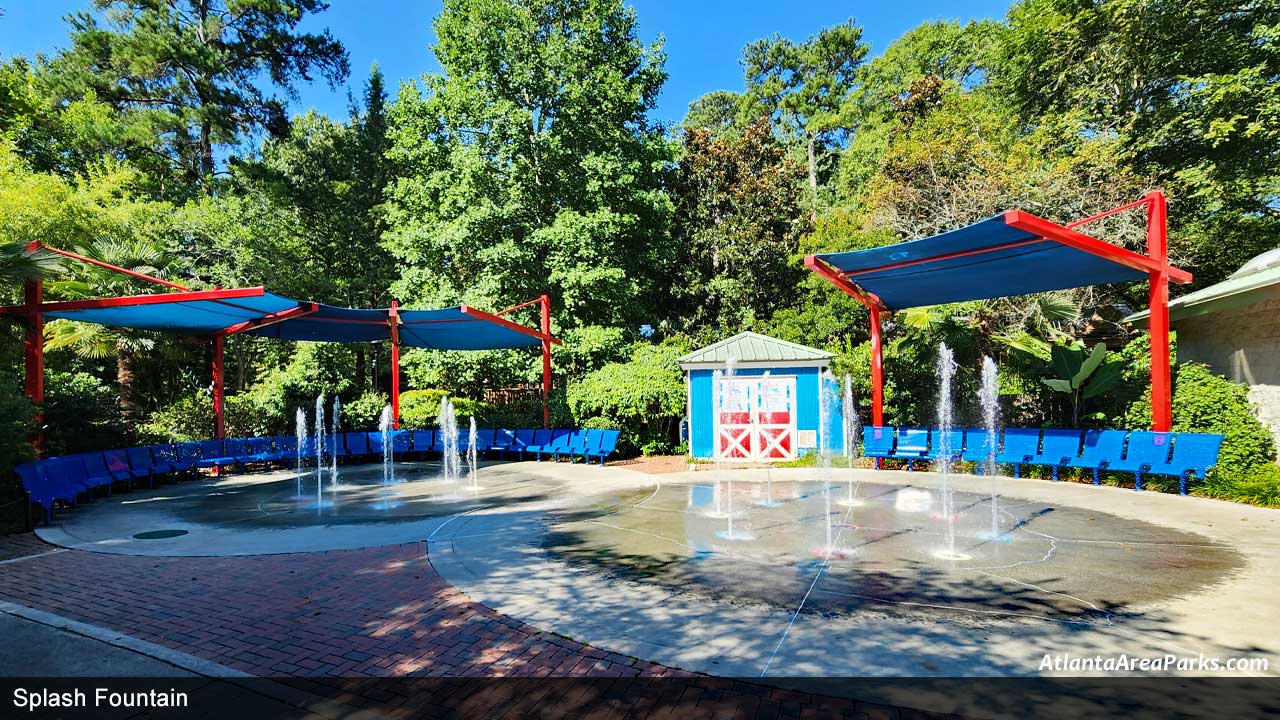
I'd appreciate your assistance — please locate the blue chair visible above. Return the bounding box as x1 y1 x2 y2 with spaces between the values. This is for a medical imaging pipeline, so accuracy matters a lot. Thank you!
53 456 96 495
996 428 1041 477
1151 433 1225 495
156 443 198 473
528 429 568 460
177 442 203 469
343 431 370 459
81 451 129 489
410 430 434 457
555 430 588 462
101 449 133 484
126 446 161 487
1109 431 1175 491
16 462 63 523
36 460 83 506
894 427 930 470
492 429 516 456
196 439 238 473
473 429 497 455
367 431 386 455
961 427 1000 471
584 429 621 465
1030 429 1083 481
243 437 276 466
391 430 412 456
512 429 537 459
1063 429 1130 484
926 428 964 464
862 426 896 469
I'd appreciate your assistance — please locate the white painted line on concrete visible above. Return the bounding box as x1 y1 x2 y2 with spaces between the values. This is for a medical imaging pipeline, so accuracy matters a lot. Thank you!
0 548 68 565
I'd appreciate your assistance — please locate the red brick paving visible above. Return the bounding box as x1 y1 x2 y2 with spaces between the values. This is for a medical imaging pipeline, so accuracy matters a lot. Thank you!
0 533 955 718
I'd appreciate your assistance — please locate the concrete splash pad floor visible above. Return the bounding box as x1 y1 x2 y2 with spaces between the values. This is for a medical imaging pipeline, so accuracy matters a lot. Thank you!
36 461 1280 679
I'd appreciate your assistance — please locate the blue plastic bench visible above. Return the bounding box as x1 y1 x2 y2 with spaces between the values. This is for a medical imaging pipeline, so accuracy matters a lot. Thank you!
341 431 368 459
895 427 930 470
1151 433 1225 495
81 451 126 489
862 426 896 468
492 429 516 456
16 462 65 523
126 446 161 487
555 430 589 462
472 429 496 455
528 429 569 461
1109 431 1175 491
366 431 386 456
1031 429 1084 481
410 430 434 456
961 427 999 471
177 442 203 470
512 429 537 460
391 430 411 456
154 443 196 474
584 429 621 465
926 428 964 464
996 428 1041 477
1061 429 1128 484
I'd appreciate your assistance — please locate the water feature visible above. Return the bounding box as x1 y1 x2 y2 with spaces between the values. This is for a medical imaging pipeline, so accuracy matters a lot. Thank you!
330 396 341 488
838 373 863 508
977 356 1011 542
816 370 843 559
294 407 306 498
371 405 399 510
933 344 966 560
438 397 460 484
313 394 326 507
467 416 479 491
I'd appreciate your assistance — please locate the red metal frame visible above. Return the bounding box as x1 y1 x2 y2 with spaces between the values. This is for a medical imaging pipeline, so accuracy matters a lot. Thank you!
460 297 561 429
389 300 401 430
212 336 225 440
804 192 1187 432
0 287 267 315
211 303 319 338
40 245 193 292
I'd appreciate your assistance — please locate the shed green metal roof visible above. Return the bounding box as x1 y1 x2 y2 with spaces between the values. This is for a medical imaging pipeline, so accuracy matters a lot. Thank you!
1125 259 1280 327
677 331 835 365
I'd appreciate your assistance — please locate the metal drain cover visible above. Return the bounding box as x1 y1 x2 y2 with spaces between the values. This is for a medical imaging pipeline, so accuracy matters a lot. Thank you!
132 529 189 540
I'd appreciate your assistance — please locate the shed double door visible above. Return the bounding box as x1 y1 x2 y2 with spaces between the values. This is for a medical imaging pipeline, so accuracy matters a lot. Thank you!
715 375 796 461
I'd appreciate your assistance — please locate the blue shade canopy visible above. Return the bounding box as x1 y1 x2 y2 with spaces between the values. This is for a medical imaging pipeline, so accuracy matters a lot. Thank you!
45 293 543 351
45 292 300 334
245 304 543 350
813 214 1148 310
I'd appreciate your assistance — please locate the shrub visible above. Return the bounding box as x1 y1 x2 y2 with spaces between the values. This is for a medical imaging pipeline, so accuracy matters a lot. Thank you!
43 371 128 453
566 340 688 455
0 371 35 478
1123 362 1277 500
343 392 389 431
137 393 271 442
398 389 448 429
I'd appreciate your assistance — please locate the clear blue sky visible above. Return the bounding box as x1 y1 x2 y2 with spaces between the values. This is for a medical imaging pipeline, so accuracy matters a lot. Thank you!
0 0 1013 125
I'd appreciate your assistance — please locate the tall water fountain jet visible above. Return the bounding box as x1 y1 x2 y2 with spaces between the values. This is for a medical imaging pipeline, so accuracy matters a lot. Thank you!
817 370 842 559
977 356 1008 541
438 397 460 484
314 394 326 507
371 406 398 510
838 374 863 507
933 344 966 560
467 417 479 491
708 368 726 518
294 407 307 497
754 371 782 508
330 396 341 487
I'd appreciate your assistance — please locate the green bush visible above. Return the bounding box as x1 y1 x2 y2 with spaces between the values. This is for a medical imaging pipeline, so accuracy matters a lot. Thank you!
344 392 389 431
398 389 449 429
137 392 273 442
1124 362 1277 501
43 371 128 453
566 340 688 455
0 371 35 478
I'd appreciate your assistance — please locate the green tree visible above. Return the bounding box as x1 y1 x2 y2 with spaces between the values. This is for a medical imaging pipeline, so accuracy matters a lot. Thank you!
669 118 808 333
50 0 349 188
742 20 869 200
386 0 673 355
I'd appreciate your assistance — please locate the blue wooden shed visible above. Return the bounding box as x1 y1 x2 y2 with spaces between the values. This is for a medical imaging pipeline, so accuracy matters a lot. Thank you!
678 332 845 461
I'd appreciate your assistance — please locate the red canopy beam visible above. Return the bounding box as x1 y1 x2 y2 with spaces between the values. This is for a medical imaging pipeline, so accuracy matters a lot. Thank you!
804 256 887 427
0 287 267 315
39 245 192 292
1003 210 1192 284
212 303 319 338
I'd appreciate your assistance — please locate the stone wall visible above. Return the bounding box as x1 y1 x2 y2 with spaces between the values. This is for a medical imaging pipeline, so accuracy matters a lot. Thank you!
1176 297 1280 450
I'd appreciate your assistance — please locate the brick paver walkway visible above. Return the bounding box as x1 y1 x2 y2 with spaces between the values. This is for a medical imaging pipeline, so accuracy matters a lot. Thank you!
0 533 954 718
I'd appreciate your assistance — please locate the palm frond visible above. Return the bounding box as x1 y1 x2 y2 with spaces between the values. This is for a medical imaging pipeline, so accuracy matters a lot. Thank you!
44 320 117 360
0 242 64 283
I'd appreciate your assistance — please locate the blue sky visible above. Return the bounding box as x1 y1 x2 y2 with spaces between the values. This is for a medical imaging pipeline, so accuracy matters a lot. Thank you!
0 1 1012 126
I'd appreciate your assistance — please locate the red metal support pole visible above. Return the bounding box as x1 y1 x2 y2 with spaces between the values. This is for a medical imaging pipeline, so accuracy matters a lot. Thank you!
540 294 552 429
869 305 884 427
23 261 45 455
212 336 225 440
1146 191 1172 432
389 300 401 430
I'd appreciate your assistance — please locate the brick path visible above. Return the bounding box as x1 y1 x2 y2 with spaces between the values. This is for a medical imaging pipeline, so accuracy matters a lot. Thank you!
0 533 955 718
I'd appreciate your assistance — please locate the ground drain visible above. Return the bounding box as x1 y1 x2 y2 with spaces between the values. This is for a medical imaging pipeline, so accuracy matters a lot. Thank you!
132 529 189 540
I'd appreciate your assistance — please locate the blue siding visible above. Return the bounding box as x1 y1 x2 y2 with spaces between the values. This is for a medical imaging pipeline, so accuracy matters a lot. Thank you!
687 365 844 459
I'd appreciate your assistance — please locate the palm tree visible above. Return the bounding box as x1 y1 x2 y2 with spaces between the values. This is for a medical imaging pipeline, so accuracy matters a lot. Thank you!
43 238 175 431
0 241 63 286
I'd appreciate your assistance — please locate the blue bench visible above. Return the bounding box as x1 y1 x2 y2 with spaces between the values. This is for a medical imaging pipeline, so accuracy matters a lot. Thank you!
1062 429 1128 484
961 427 999 471
1030 429 1084 481
1153 433 1225 494
584 429 621 465
895 427 930 470
511 429 537 459
926 428 964 464
862 425 896 468
995 428 1041 477
410 430 433 457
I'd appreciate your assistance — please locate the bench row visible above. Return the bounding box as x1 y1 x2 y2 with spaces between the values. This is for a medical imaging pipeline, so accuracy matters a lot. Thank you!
862 426 1224 494
14 427 621 523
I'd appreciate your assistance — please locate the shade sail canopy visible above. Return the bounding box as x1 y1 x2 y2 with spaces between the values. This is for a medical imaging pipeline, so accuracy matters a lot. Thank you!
812 212 1154 310
247 304 543 350
42 290 543 350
